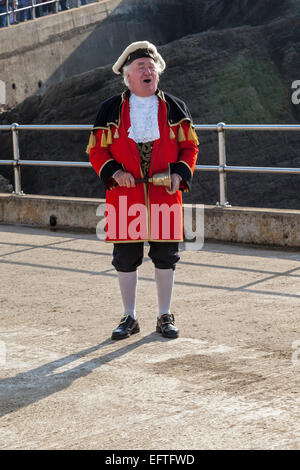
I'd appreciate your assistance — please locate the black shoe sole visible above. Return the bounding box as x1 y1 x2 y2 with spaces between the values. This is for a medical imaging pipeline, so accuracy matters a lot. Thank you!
111 324 140 340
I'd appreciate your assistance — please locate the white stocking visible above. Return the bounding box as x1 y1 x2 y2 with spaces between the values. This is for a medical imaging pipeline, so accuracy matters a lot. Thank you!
155 268 174 318
117 271 138 319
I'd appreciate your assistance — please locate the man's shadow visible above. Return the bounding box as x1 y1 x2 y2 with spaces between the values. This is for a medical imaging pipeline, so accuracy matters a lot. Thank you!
0 333 170 418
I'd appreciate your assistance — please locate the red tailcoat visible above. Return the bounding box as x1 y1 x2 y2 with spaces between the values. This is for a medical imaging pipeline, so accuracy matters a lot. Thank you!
88 89 199 242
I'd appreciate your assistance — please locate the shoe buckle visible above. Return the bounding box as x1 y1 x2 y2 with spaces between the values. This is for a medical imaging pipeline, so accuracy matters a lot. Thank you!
119 315 129 324
161 314 174 325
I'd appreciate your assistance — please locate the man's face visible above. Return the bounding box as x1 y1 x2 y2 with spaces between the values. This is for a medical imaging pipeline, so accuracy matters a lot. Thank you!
126 58 159 97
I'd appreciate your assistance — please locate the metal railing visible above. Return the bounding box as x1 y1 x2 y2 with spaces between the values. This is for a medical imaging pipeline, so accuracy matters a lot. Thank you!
0 122 300 207
0 0 98 28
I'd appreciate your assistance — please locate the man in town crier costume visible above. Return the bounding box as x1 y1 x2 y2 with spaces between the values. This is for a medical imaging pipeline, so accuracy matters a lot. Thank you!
87 41 199 340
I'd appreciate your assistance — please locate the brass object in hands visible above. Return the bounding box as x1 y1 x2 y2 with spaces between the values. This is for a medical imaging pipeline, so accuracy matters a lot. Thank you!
135 168 172 191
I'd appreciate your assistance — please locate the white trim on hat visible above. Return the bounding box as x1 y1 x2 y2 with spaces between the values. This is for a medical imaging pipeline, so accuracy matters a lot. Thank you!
112 41 166 75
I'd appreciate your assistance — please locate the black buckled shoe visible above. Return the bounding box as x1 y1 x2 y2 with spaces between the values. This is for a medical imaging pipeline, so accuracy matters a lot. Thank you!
156 313 179 339
111 315 140 340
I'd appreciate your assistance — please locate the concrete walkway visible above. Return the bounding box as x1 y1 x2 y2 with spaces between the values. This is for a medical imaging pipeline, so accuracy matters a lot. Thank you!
0 224 299 450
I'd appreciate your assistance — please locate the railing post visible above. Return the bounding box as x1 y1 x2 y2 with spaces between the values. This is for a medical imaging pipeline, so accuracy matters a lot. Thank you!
54 0 59 13
216 122 230 208
11 123 23 195
6 0 11 26
31 0 36 20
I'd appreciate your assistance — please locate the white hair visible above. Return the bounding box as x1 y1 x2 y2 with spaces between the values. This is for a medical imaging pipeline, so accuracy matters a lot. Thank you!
122 61 164 88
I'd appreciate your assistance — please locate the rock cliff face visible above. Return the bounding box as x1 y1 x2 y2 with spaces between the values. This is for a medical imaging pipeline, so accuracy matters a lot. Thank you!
0 0 299 209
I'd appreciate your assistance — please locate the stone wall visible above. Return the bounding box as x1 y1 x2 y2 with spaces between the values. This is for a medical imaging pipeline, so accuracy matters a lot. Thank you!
0 0 122 107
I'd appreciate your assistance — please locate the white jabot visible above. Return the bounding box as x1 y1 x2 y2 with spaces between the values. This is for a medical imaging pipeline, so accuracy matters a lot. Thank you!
128 93 160 143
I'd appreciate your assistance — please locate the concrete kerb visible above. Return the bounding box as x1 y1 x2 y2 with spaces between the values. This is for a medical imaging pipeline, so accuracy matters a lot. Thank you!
0 193 299 247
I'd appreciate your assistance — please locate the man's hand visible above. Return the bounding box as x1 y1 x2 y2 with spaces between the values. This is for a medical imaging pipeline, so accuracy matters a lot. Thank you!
165 173 182 195
113 170 136 188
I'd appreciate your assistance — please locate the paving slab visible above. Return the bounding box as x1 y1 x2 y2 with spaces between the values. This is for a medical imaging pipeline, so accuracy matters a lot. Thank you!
0 224 299 450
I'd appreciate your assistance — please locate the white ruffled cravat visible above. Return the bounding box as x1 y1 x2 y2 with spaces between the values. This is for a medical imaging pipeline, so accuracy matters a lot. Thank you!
128 93 160 143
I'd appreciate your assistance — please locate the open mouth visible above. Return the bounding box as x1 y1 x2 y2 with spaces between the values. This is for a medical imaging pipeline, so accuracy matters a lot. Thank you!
143 79 151 83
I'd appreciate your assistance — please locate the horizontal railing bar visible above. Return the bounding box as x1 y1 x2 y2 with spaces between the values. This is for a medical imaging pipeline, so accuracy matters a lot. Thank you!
0 2 55 14
194 165 219 171
1 121 298 200
2 125 300 132
224 124 300 131
0 160 90 167
193 125 218 131
0 125 93 131
1 124 300 131
193 124 300 131
18 125 93 131
225 165 300 174
195 165 300 174
19 160 91 167
0 3 54 17
0 0 92 18
1 161 299 174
